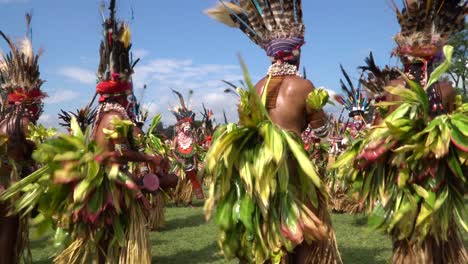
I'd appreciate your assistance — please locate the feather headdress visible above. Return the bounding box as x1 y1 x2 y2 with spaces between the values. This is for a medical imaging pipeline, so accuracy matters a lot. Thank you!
200 103 214 133
96 0 138 100
170 89 195 124
0 13 46 107
391 0 466 58
333 65 371 118
58 107 97 132
358 52 400 99
205 0 305 60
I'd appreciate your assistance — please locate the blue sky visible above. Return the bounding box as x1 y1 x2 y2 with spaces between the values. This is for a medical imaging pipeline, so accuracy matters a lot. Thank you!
0 0 403 127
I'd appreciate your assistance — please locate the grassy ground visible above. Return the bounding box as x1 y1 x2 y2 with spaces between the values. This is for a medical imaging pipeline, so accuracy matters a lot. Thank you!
30 201 467 264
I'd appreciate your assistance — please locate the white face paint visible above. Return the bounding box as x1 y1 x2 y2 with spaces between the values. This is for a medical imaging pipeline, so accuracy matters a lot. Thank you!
182 123 191 134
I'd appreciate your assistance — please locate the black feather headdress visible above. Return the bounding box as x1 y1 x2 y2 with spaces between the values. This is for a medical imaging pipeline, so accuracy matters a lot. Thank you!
170 89 195 124
391 0 466 58
58 107 97 132
205 0 305 60
333 65 371 118
358 52 400 99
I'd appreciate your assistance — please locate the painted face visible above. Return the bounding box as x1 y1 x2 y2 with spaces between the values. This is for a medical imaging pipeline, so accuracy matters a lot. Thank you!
181 122 191 134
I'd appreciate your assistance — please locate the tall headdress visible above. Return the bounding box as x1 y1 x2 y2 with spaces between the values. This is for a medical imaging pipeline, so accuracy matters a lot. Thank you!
391 0 466 59
334 65 371 118
205 0 305 62
0 13 46 119
201 104 214 133
358 52 400 100
170 89 195 125
58 107 97 132
96 0 138 104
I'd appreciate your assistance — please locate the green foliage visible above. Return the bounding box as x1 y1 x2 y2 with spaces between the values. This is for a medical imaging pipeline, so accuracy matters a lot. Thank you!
333 46 468 243
205 59 328 263
1 118 144 253
306 88 331 110
27 123 57 145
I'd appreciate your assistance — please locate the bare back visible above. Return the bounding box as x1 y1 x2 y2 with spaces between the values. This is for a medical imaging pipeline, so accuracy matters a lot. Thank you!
255 75 325 136
93 111 128 153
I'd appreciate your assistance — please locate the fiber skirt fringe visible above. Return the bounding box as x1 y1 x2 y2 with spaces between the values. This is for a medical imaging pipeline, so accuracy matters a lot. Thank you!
148 192 166 230
172 168 193 205
54 204 150 264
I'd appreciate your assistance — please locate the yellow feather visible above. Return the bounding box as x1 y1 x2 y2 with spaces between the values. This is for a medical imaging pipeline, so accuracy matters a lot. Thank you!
204 2 243 28
120 24 131 49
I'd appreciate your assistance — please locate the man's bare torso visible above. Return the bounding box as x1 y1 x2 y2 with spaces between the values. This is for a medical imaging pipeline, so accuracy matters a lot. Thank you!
255 75 325 136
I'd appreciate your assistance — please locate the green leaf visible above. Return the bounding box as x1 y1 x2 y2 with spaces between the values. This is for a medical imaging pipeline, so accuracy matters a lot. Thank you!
433 187 448 211
426 45 453 88
148 114 162 135
113 217 126 246
454 207 468 232
412 184 429 199
397 169 409 189
306 89 329 110
368 203 385 229
282 131 323 193
70 117 84 138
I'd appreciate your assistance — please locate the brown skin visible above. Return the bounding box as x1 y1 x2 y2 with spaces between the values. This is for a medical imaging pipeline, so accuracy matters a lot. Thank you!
386 78 456 114
0 113 34 264
255 75 326 136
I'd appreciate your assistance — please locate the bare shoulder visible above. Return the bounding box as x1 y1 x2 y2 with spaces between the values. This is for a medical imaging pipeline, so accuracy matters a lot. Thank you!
99 111 127 129
255 77 268 94
284 75 315 96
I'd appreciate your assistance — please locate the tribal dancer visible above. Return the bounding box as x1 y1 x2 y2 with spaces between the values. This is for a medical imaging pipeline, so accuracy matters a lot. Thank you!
86 1 164 262
334 1 467 263
333 65 371 139
205 1 341 263
0 14 44 264
2 1 163 263
171 90 204 206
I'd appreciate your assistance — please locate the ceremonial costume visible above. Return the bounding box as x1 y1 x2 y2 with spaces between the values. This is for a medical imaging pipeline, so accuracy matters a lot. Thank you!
1 2 156 263
205 1 341 263
334 66 371 139
0 16 45 264
335 1 467 263
170 90 204 205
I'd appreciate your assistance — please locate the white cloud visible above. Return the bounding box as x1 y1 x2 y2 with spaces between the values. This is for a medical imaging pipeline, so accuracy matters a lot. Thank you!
58 67 96 84
130 58 242 126
45 89 80 104
37 114 55 128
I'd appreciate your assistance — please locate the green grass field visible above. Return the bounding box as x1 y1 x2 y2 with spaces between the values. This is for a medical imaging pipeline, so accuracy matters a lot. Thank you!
30 201 467 264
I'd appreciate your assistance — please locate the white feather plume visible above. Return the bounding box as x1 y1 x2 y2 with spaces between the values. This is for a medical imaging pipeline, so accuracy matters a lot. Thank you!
19 37 33 64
